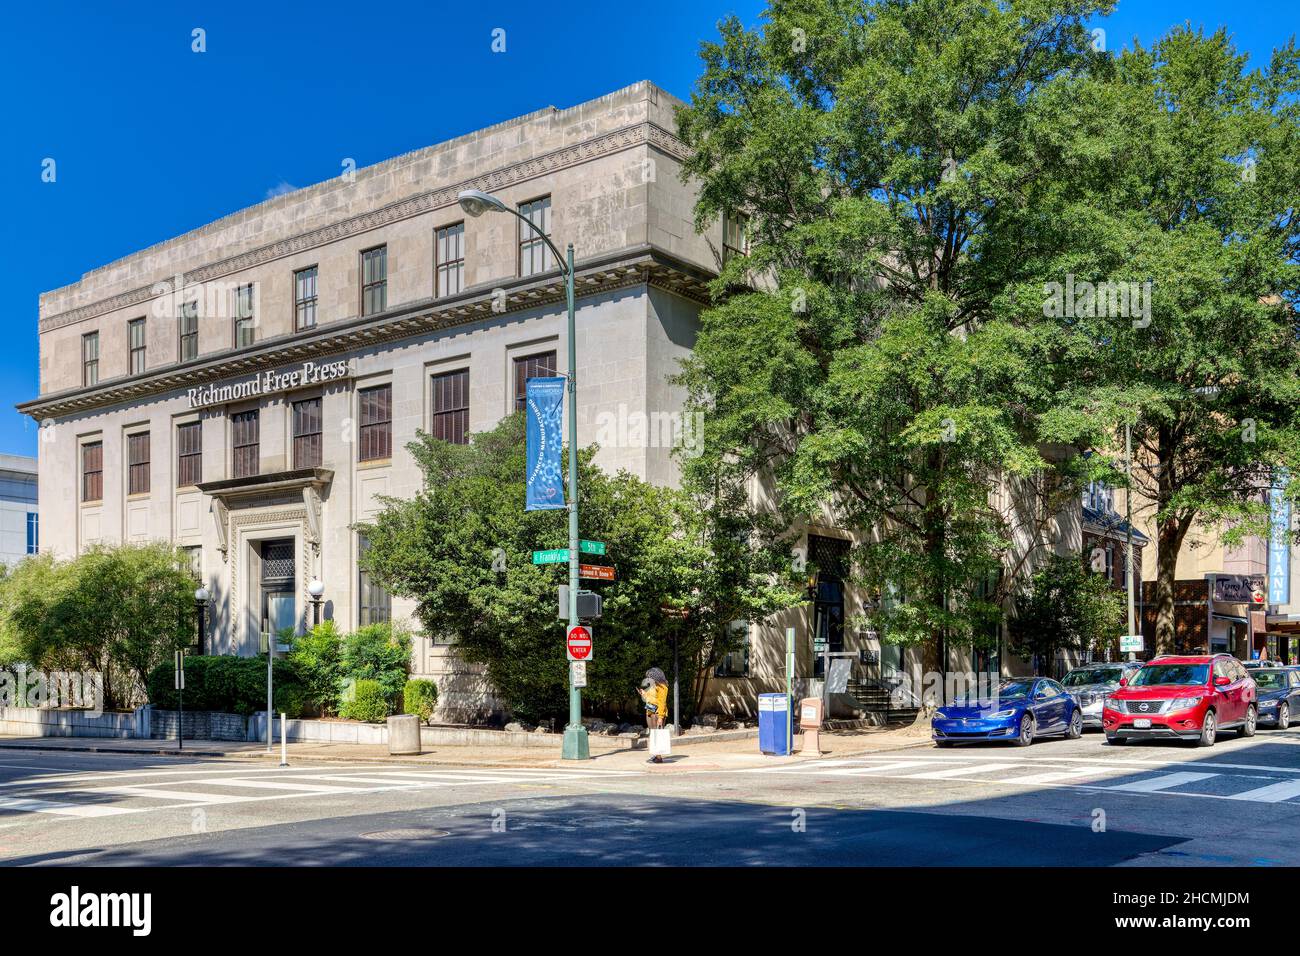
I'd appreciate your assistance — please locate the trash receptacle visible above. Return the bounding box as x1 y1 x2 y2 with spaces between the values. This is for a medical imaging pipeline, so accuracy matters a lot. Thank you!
758 693 792 755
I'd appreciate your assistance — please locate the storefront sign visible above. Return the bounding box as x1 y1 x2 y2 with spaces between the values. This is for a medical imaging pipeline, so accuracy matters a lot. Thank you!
187 359 351 410
1269 472 1291 606
1211 574 1267 605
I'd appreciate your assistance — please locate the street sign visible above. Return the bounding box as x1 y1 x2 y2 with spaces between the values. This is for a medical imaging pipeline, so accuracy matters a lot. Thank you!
174 650 185 690
579 564 615 581
566 624 593 661
571 661 588 688
1120 634 1144 653
532 548 569 565
579 540 606 556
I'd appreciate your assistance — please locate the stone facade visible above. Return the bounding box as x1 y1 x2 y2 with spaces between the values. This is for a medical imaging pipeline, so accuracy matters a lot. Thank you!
20 81 722 722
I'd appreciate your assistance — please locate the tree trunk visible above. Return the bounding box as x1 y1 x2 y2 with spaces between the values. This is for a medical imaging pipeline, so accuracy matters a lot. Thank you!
1154 515 1189 656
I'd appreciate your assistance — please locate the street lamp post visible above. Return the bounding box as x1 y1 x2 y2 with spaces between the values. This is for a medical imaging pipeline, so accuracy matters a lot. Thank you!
458 189 589 760
307 577 325 627
194 586 209 655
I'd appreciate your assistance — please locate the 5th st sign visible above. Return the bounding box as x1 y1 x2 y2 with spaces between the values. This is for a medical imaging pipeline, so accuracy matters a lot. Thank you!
566 624 593 662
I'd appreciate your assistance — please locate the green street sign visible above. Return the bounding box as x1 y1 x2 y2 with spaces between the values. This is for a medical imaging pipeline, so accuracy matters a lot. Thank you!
579 540 606 556
532 549 569 565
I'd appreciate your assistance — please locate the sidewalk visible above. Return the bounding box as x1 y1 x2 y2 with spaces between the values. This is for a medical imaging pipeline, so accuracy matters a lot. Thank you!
0 723 934 770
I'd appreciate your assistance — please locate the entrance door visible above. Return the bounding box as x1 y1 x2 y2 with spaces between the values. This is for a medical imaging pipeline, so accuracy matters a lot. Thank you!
259 539 296 640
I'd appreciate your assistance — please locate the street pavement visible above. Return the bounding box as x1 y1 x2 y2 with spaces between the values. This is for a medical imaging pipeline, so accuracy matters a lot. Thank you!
3 725 1300 865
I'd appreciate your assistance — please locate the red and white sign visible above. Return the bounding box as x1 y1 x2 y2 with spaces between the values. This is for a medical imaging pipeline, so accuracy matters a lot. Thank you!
566 624 593 662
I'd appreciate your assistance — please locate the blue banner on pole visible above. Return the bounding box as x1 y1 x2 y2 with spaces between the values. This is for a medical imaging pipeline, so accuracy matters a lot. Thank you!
525 376 566 512
1269 469 1291 606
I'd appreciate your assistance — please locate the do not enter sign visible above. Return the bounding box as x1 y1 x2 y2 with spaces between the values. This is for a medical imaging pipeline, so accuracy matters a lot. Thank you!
566 624 593 662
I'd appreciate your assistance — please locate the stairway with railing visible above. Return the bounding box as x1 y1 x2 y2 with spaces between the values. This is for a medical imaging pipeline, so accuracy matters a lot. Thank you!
846 676 920 724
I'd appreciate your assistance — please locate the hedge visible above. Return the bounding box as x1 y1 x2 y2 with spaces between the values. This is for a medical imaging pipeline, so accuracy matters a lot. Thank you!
147 655 306 717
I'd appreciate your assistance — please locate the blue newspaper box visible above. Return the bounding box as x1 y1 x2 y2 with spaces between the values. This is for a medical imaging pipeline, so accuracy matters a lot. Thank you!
758 693 792 755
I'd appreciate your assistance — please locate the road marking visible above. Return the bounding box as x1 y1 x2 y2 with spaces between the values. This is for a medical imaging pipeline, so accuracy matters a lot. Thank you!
992 767 1112 786
77 786 252 804
193 778 374 793
1102 772 1219 793
905 763 1023 780
0 796 135 817
1222 779 1300 803
824 761 945 776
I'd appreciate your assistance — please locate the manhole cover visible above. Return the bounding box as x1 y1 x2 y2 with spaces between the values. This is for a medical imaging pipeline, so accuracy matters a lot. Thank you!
360 828 450 841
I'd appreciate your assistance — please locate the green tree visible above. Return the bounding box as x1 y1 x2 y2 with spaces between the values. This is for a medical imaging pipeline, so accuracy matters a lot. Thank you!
1008 554 1124 673
675 0 1111 679
1034 27 1300 654
358 413 797 723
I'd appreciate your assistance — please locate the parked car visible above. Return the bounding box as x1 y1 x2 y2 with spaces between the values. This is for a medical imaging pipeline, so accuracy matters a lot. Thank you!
1246 660 1285 670
1061 661 1143 730
1103 654 1257 747
932 677 1082 747
1249 668 1300 729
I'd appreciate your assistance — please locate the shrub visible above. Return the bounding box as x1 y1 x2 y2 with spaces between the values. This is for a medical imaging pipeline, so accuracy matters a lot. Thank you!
288 620 344 716
403 679 438 723
341 622 411 699
341 679 390 722
147 655 305 717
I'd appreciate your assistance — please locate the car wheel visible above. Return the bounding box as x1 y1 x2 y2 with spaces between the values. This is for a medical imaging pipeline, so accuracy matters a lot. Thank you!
1066 710 1083 740
1241 704 1257 738
1015 714 1034 747
1197 710 1217 747
1278 703 1290 730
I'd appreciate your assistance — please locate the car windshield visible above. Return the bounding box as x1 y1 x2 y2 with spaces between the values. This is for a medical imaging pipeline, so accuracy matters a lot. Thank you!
1131 663 1209 687
1252 671 1286 690
1063 667 1124 686
996 680 1035 699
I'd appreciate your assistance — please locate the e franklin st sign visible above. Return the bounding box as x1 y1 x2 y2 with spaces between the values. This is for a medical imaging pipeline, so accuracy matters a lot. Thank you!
187 359 351 410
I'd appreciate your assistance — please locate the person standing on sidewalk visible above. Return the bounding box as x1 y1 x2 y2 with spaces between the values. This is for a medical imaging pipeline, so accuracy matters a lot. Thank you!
638 668 670 763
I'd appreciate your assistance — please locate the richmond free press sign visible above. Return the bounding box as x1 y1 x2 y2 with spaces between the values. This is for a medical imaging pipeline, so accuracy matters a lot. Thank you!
187 360 351 410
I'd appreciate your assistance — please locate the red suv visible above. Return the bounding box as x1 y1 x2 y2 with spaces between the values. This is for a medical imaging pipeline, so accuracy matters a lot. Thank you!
1103 654 1257 747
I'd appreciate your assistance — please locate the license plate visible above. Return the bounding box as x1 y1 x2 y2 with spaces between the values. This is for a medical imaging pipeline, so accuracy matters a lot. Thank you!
1133 718 1152 729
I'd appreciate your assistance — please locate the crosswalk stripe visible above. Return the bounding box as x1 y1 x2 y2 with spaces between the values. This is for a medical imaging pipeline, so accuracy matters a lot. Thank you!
74 786 252 804
825 761 943 776
1103 771 1218 793
906 763 1023 780
195 779 372 793
0 796 135 817
992 768 1109 786
292 774 464 787
1222 779 1300 803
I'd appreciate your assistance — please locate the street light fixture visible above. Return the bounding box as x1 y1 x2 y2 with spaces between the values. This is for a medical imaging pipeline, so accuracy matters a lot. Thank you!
456 188 588 760
194 586 210 655
307 577 325 627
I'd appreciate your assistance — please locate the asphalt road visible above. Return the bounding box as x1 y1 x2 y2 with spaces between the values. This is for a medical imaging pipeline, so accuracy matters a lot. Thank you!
3 725 1300 866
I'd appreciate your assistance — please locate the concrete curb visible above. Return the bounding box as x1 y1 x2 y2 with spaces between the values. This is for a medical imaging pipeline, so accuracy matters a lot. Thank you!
0 742 232 758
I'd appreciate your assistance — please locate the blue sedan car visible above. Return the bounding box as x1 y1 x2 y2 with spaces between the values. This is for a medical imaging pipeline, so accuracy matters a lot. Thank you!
932 677 1082 747
1251 668 1300 729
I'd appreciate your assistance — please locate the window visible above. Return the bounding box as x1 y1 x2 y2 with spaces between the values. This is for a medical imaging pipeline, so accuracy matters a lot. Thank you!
25 512 37 555
292 397 323 469
179 299 199 361
358 384 392 462
361 246 387 316
358 535 391 627
127 431 151 495
82 332 99 387
295 266 318 331
512 350 557 413
233 283 255 348
177 421 202 487
430 369 469 445
435 222 465 297
82 442 103 503
1083 479 1114 513
716 621 751 677
231 410 260 479
723 211 749 261
518 197 553 276
128 318 146 375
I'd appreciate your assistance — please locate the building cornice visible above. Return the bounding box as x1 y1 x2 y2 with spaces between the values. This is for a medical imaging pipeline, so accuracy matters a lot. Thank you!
18 246 714 422
39 120 691 335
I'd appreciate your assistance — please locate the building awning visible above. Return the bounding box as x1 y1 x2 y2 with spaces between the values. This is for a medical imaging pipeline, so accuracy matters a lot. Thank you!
198 468 333 560
1266 613 1300 633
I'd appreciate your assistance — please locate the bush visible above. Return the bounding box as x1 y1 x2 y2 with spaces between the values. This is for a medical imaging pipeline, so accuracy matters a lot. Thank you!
403 679 438 723
288 620 344 716
341 622 411 699
147 655 306 717
341 679 390 722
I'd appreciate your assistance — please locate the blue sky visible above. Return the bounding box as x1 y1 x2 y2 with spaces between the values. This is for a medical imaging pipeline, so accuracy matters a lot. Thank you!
0 0 1292 456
